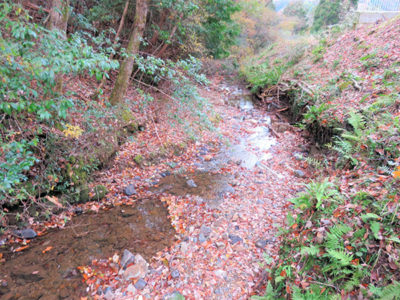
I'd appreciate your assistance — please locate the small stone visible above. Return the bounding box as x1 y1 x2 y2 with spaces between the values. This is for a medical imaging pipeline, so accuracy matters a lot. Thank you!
12 228 37 239
134 278 147 290
124 184 137 196
121 249 135 269
160 171 171 177
200 225 212 238
126 284 136 294
104 287 114 300
294 170 306 178
214 269 227 279
97 286 103 295
186 179 197 188
123 254 148 280
228 234 243 245
198 233 207 243
215 241 225 248
180 242 188 254
171 269 180 279
255 239 267 249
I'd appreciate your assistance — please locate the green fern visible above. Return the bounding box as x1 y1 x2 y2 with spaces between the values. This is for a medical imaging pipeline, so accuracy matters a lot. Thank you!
348 112 366 134
380 282 400 300
301 245 320 256
326 249 353 266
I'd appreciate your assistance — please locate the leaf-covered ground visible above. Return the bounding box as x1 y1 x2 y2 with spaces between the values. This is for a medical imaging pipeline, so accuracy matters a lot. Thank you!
73 77 310 299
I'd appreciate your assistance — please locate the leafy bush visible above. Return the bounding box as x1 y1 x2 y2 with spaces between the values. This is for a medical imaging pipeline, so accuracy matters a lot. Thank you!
0 3 118 209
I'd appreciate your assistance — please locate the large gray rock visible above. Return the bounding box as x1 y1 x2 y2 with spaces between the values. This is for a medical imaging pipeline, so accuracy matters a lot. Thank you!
120 249 135 269
124 184 137 196
13 228 37 239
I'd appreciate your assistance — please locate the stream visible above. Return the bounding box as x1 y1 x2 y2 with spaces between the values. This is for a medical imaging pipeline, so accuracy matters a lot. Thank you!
0 83 277 299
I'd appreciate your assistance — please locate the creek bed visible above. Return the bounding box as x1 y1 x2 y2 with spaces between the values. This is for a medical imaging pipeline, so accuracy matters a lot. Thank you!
0 200 175 299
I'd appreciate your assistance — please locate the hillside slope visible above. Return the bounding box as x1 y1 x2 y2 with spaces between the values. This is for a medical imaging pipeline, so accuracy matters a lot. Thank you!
253 17 400 299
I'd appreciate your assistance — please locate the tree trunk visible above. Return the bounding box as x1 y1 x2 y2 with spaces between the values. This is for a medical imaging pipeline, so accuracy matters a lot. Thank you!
156 14 182 58
47 0 70 94
47 0 69 35
109 0 149 106
96 0 130 93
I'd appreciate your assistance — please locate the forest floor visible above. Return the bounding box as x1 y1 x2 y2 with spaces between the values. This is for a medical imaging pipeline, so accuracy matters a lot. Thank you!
76 76 311 299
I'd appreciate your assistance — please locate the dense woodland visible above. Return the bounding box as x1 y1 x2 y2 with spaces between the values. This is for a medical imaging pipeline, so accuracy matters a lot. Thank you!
1 0 400 298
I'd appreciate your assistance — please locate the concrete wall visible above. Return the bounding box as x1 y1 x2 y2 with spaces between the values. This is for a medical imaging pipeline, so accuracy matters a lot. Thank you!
358 11 400 24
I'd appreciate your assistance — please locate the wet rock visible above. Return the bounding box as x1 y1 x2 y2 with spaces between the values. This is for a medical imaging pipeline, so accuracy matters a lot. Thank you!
228 234 243 245
294 170 306 178
255 239 267 249
171 269 180 279
121 249 135 269
164 291 185 300
186 179 197 188
12 228 37 239
134 278 147 290
124 184 137 196
123 254 148 280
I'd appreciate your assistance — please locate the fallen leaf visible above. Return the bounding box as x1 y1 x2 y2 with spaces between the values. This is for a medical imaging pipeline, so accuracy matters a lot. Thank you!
42 246 53 254
14 245 29 252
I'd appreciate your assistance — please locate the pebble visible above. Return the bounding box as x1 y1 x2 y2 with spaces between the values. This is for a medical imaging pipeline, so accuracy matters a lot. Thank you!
134 278 147 290
214 269 227 279
186 179 197 188
198 233 207 243
200 225 212 238
255 239 267 248
160 171 171 177
124 184 137 196
228 234 243 245
171 269 180 279
294 170 306 178
180 242 188 253
126 284 136 294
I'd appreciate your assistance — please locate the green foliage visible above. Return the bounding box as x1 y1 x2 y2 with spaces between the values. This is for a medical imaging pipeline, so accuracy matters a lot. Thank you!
200 0 241 58
0 2 118 206
312 0 341 32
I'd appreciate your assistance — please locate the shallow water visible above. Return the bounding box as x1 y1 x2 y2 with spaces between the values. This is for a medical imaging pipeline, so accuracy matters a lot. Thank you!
0 200 175 299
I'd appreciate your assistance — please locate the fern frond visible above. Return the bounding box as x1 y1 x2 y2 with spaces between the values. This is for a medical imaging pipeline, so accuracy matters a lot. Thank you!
380 281 400 300
326 249 353 266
